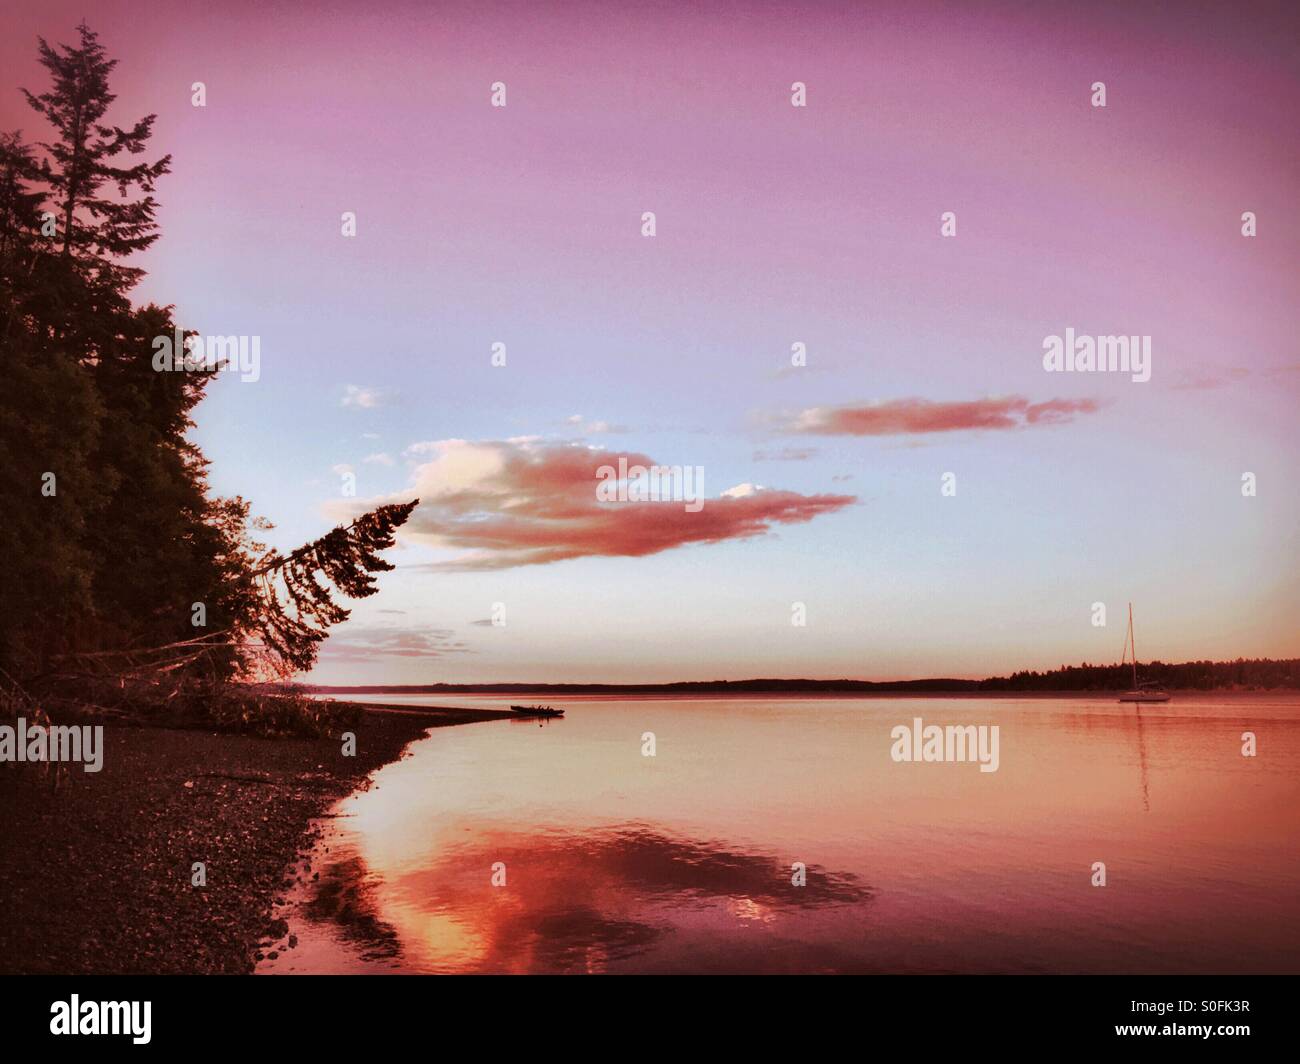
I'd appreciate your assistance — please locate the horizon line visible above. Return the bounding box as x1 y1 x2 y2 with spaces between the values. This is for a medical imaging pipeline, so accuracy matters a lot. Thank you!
300 655 1300 693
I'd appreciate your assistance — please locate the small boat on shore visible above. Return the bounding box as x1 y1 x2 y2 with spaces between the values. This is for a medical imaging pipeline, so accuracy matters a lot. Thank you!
509 704 565 718
1118 604 1171 703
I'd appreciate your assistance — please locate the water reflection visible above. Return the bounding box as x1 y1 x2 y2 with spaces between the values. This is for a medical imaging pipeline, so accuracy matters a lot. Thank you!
261 695 1300 974
301 855 402 963
1131 705 1150 812
296 824 870 973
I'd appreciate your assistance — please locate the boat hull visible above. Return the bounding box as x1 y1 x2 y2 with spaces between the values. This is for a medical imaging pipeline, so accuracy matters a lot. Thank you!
1118 691 1171 703
509 705 565 717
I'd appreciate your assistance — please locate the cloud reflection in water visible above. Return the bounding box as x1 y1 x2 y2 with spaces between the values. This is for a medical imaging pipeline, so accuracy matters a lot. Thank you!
301 823 872 973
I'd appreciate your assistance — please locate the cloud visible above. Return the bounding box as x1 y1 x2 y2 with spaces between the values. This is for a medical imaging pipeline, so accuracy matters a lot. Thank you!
1171 363 1300 389
778 396 1103 436
564 414 627 435
1170 366 1251 391
361 825 870 973
342 384 387 409
753 446 819 462
331 439 855 572
363 452 395 466
318 626 470 662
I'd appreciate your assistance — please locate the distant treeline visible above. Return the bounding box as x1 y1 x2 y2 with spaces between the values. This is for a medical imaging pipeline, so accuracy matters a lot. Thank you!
981 658 1300 692
305 658 1300 695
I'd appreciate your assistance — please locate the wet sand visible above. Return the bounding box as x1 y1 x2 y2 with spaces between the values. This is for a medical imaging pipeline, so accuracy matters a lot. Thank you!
0 704 512 974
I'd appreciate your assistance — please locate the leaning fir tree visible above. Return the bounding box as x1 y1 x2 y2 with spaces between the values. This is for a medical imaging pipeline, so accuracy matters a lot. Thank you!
248 501 421 675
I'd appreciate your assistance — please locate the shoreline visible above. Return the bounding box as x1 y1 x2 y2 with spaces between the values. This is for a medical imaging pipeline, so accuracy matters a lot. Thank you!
0 703 508 975
3 692 1292 974
324 688 1300 702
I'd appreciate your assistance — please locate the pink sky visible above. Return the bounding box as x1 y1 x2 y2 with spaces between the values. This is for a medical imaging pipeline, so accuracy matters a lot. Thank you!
2 0 1296 682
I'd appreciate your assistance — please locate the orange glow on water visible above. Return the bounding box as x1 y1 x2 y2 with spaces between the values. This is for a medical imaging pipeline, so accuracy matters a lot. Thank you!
261 695 1300 974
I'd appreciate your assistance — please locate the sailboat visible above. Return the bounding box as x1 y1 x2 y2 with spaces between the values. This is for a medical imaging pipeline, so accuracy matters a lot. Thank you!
1118 603 1171 703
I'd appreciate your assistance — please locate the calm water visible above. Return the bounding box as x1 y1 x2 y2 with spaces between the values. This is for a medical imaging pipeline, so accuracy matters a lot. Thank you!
259 695 1300 974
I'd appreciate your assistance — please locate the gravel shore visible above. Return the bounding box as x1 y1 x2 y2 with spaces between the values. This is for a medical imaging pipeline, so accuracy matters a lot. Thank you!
0 704 511 974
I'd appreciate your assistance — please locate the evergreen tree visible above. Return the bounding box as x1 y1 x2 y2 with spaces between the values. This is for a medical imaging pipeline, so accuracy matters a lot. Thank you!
20 21 169 306
1 24 417 692
250 502 420 675
0 124 104 673
0 131 48 336
0 333 103 674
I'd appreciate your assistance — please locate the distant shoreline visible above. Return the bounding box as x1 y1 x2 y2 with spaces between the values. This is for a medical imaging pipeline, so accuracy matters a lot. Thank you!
303 656 1300 697
312 689 1298 701
304 681 1300 698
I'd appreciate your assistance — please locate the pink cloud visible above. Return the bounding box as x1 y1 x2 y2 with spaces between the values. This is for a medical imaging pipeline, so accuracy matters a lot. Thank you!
336 440 855 571
781 397 1103 436
318 626 470 662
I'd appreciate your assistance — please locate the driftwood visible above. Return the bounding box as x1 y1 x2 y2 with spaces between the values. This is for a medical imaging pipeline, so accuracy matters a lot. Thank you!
4 627 355 738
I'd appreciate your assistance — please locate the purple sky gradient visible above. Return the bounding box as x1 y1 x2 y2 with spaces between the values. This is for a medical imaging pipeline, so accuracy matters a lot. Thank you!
2 0 1297 682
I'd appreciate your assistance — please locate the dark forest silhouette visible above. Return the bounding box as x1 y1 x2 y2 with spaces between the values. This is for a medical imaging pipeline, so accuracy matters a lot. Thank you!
0 24 414 730
306 654 1300 697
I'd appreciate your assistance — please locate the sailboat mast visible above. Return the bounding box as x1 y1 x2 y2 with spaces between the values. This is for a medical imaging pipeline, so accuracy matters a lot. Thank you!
1128 602 1137 688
